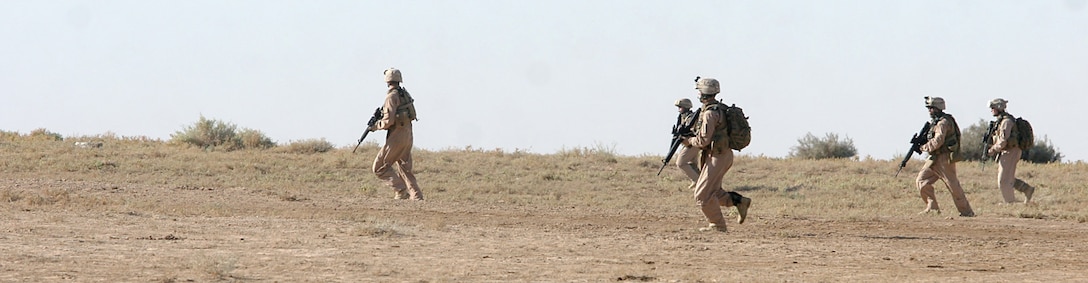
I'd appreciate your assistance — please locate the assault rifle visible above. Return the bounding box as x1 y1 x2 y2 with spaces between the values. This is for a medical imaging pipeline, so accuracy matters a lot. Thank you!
980 120 997 169
657 108 700 175
352 107 384 154
895 122 932 177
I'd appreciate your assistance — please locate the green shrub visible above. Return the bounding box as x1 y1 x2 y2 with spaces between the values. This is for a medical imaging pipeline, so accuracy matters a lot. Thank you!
789 132 857 159
1022 136 1063 164
958 119 988 162
281 138 335 154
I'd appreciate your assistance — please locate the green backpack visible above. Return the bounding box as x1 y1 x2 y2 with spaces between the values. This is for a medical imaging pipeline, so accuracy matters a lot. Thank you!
1015 117 1034 149
722 104 751 151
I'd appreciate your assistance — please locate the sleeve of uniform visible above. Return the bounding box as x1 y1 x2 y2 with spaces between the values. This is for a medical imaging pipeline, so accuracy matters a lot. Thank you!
990 118 1014 152
920 118 949 153
375 89 400 130
685 109 720 149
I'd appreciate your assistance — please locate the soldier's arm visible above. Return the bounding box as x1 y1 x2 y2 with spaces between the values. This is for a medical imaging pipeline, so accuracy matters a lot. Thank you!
920 119 948 153
685 110 720 149
374 90 400 130
989 118 1014 152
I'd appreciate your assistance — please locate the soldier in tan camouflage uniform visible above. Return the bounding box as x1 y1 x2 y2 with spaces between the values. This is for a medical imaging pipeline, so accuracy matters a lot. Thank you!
369 68 423 200
673 98 700 189
987 98 1035 203
682 77 751 232
915 97 974 217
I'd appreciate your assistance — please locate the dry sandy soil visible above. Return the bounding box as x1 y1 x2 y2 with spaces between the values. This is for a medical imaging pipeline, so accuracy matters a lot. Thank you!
2 178 1086 282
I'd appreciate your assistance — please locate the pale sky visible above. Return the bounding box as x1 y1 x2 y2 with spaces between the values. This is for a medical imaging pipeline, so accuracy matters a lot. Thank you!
3 0 1086 162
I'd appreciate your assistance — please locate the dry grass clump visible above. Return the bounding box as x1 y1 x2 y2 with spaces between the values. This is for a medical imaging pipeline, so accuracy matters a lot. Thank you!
193 255 238 281
352 218 415 237
277 138 336 154
3 130 1086 223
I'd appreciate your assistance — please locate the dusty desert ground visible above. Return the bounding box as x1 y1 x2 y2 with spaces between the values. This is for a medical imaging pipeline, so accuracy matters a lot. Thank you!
3 177 1086 282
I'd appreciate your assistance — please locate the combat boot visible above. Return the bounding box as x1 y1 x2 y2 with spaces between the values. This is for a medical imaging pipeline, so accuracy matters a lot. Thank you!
736 197 751 224
1014 179 1035 203
917 208 940 215
698 223 727 232
394 190 410 200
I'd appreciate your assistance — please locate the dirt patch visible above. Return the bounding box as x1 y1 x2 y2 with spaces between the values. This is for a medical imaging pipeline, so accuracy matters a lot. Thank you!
1 178 1085 282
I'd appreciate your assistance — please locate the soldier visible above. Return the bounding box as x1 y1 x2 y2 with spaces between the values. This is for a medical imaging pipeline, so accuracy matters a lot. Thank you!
672 98 700 189
369 68 423 200
987 98 1035 203
682 77 751 232
914 97 974 216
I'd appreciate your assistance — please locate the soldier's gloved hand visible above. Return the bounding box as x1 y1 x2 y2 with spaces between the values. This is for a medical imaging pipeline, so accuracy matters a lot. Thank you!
987 148 998 156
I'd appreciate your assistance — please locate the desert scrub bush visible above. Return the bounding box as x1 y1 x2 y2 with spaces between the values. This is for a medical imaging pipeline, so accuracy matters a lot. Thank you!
789 132 857 159
280 138 335 154
0 129 64 142
170 115 273 151
1 130 19 141
238 129 275 149
29 128 64 141
558 142 618 163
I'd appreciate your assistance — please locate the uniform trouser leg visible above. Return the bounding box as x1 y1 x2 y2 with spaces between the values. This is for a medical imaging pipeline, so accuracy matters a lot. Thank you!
374 144 408 193
916 160 941 211
997 147 1022 203
373 125 422 199
916 154 973 215
675 146 701 182
941 160 974 215
694 150 732 226
395 151 423 199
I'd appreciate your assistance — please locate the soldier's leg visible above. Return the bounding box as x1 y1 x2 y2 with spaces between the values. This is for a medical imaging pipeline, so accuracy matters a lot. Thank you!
915 160 941 213
676 146 701 188
1013 178 1035 203
396 150 423 200
374 144 408 198
694 152 730 229
940 157 974 216
997 148 1020 203
716 190 751 224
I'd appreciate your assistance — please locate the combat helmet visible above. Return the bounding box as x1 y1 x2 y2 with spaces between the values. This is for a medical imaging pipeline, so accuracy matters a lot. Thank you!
674 98 693 109
695 77 720 95
925 96 946 110
384 68 402 83
989 98 1008 111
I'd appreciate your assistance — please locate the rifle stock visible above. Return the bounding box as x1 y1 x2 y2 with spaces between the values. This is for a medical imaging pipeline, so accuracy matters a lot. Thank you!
352 107 384 154
895 122 931 177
